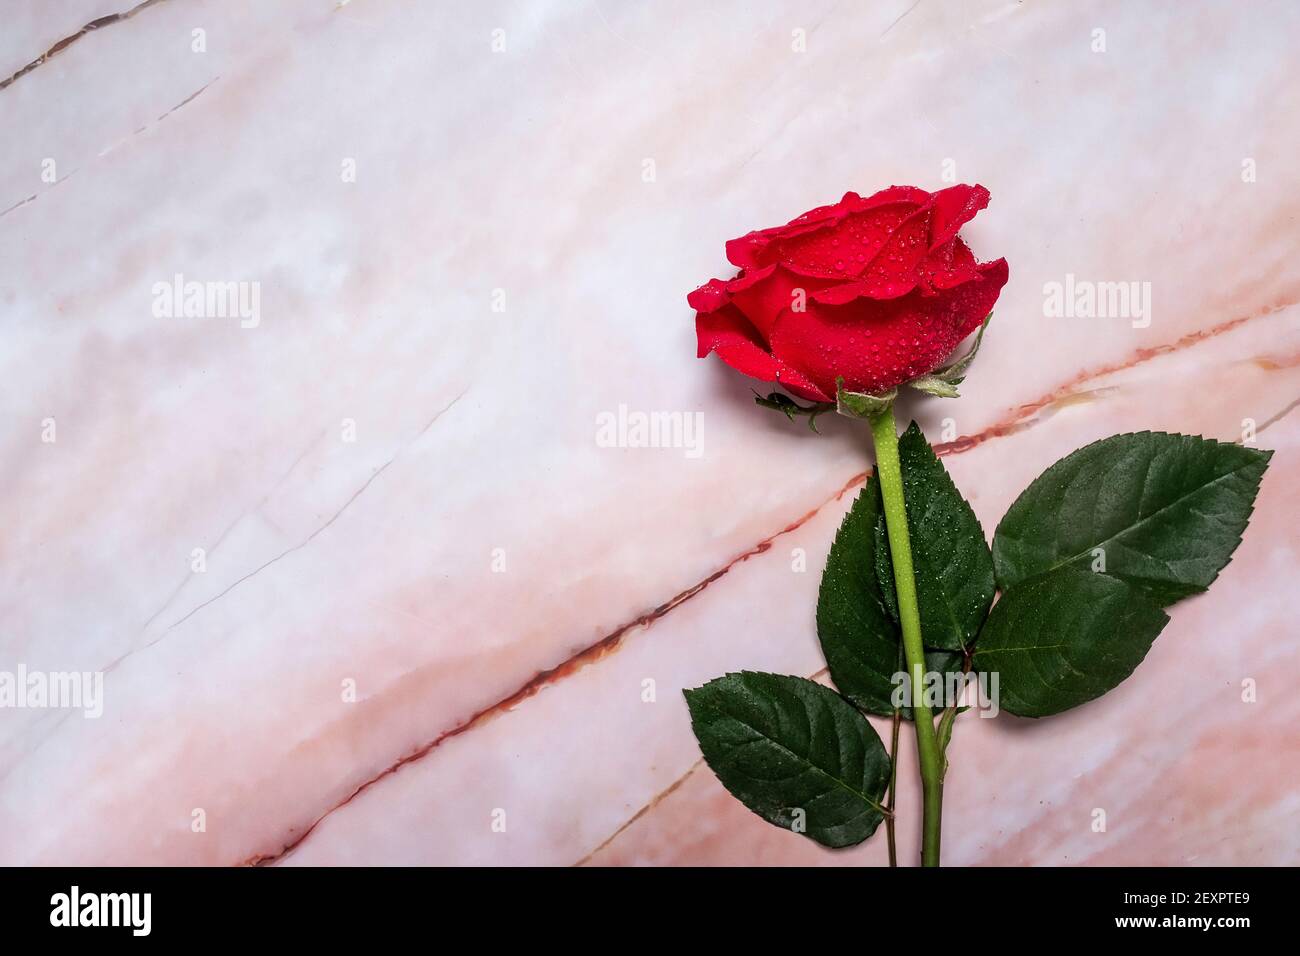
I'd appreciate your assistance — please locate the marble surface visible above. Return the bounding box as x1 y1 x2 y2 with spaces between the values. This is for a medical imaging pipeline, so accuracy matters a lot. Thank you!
1 0 1297 866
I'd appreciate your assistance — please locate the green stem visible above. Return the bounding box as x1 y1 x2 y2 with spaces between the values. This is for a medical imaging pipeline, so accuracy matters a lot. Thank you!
868 405 944 867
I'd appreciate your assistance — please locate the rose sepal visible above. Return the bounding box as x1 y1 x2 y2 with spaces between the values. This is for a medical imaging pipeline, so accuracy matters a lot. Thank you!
753 391 835 432
905 375 962 398
835 377 898 420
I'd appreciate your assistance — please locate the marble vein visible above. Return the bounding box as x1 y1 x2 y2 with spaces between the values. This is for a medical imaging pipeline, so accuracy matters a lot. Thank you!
158 391 464 638
0 0 168 93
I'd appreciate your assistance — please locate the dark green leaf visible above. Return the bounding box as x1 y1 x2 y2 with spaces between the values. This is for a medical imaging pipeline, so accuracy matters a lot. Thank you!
872 422 995 650
818 474 965 716
684 672 890 848
873 516 897 623
971 570 1170 717
993 431 1271 605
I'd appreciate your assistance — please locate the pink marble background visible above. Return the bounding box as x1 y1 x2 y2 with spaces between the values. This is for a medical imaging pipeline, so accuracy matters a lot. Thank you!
1 0 1297 866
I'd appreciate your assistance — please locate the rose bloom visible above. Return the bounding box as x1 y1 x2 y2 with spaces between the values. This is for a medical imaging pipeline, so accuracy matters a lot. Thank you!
689 184 1008 401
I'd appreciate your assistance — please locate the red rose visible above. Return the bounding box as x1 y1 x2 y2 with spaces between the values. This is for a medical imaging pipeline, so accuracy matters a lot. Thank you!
690 184 1008 401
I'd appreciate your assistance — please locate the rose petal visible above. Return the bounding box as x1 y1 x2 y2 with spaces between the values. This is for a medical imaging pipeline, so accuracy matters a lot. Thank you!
773 363 831 402
686 277 732 313
929 183 991 251
811 275 920 305
727 264 836 339
766 198 929 280
725 185 933 276
695 303 776 367
724 193 861 269
950 257 1009 337
695 304 831 402
769 257 1009 395
923 236 981 292
807 203 936 302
